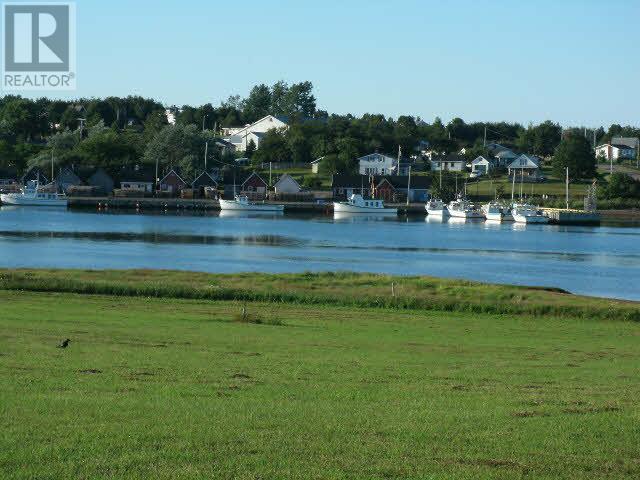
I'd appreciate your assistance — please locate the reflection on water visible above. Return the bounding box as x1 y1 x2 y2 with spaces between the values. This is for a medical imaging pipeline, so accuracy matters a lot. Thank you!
0 230 301 247
0 206 639 300
333 212 399 223
218 210 284 219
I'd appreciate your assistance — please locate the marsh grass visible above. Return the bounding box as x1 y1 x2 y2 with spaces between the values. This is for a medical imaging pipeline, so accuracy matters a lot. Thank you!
0 269 637 321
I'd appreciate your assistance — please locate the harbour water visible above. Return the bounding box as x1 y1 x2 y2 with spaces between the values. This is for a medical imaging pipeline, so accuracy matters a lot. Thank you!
0 206 639 301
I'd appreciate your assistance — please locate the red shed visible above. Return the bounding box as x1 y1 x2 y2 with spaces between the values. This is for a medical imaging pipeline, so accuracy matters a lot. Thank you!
241 172 268 200
159 169 186 195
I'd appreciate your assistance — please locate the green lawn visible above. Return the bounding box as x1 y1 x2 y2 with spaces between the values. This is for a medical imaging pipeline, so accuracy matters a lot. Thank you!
1 271 639 479
466 177 588 200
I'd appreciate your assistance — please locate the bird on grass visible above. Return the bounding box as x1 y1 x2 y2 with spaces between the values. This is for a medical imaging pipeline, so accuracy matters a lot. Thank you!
57 338 70 349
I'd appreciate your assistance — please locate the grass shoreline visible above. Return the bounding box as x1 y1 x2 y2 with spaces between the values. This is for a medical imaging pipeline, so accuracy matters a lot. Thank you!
1 268 638 321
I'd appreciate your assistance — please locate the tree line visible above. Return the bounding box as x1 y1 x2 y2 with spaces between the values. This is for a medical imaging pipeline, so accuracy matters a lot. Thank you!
0 81 638 183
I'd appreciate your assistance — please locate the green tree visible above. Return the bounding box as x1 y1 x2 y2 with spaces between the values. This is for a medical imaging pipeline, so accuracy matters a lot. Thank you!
252 129 290 164
601 173 640 199
429 172 457 202
552 135 596 180
245 139 256 158
242 84 271 123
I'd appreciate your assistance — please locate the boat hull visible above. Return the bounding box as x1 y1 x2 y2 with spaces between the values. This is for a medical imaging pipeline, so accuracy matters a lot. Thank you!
484 212 503 221
219 199 284 212
333 202 397 214
425 207 449 216
0 194 67 207
513 214 548 224
448 210 485 219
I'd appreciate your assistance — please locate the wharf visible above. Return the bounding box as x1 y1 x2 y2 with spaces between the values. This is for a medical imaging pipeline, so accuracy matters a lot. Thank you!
542 208 601 225
66 197 427 214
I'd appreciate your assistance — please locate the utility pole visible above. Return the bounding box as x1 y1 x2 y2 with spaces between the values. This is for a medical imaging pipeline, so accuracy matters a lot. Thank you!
204 141 208 171
565 167 569 210
77 118 86 139
610 148 614 174
483 125 487 147
269 161 272 188
406 166 411 206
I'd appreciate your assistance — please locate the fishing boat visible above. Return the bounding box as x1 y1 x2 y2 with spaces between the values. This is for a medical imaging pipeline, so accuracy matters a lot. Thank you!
482 201 514 222
333 194 397 215
219 195 284 212
425 198 449 216
511 203 548 224
447 197 484 219
0 180 67 207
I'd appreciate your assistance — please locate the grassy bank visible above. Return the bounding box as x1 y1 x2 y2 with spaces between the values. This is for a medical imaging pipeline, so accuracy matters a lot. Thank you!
1 284 639 479
1 269 638 321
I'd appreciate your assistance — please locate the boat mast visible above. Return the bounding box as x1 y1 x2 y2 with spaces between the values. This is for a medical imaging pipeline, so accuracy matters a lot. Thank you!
519 168 523 200
50 149 54 182
511 168 516 202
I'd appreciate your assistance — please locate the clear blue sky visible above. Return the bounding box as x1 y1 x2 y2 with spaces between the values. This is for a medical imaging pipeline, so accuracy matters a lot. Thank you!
18 0 640 126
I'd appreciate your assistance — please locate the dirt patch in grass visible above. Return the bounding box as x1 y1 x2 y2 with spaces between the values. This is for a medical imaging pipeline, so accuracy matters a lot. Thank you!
78 369 102 374
230 373 251 379
512 410 550 418
562 405 621 415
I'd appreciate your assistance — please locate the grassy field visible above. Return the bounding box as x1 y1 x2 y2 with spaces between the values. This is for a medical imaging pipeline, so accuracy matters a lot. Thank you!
1 270 639 479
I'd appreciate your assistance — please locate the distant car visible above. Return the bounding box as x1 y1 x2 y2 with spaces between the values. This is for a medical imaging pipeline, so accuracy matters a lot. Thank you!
469 171 483 179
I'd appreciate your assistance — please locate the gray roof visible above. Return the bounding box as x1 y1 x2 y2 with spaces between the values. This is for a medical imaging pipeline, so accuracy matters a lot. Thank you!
611 137 639 149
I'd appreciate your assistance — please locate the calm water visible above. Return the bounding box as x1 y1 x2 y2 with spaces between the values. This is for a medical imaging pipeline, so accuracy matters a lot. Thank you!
0 206 639 301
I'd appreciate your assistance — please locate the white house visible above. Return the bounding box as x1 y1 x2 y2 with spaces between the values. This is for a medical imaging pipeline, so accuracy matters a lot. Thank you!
471 156 494 175
165 109 177 125
273 173 302 194
508 154 541 178
310 156 324 174
430 154 466 172
358 153 398 175
222 115 288 152
595 143 636 162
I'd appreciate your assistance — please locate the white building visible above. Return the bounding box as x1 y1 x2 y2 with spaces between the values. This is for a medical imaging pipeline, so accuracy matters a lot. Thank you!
358 153 398 175
222 115 288 152
508 154 542 178
430 154 466 172
470 156 494 175
165 108 177 125
273 174 302 194
310 156 324 174
595 143 636 161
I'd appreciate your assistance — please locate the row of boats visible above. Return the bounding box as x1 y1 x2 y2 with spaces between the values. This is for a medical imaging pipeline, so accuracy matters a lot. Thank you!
334 194 549 224
1 181 548 224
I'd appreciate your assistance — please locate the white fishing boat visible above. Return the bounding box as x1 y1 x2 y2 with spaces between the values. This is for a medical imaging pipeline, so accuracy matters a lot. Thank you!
482 201 514 222
219 195 284 212
0 180 67 207
447 197 484 219
511 203 548 224
333 194 397 215
425 198 449 216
